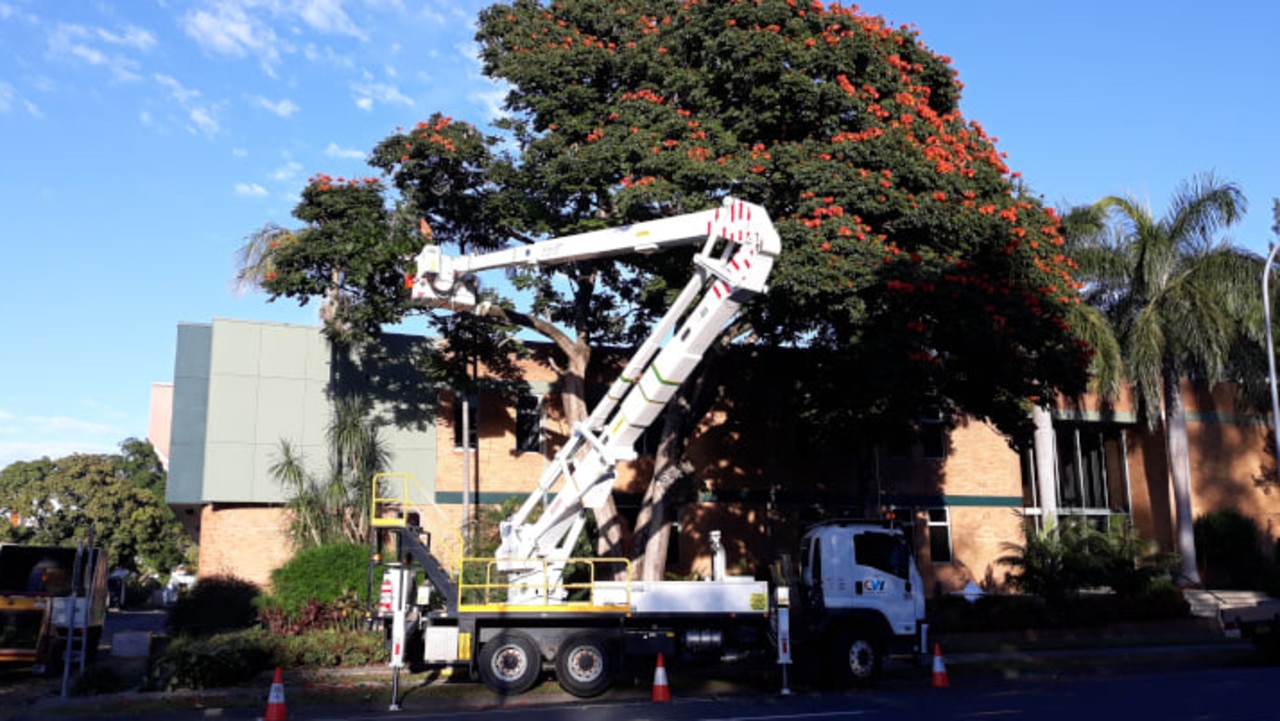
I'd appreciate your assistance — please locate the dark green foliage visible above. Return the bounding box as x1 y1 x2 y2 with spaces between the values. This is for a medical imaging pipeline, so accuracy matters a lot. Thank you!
264 542 373 616
1195 509 1270 589
265 628 386 668
929 579 1188 633
258 596 366 635
144 633 271 691
999 518 1174 603
0 441 191 573
125 574 162 609
167 574 261 637
70 664 132 696
144 629 386 690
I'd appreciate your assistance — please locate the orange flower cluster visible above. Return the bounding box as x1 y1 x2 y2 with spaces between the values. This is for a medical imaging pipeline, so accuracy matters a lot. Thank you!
308 173 381 193
619 88 666 104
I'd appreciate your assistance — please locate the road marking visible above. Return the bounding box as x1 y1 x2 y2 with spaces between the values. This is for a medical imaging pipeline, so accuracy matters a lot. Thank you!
705 713 871 721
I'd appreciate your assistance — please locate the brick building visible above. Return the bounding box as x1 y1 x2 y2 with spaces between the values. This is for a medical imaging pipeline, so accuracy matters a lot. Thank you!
162 318 1280 594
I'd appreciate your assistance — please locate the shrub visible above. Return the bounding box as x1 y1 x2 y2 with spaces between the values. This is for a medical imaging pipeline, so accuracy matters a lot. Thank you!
167 574 261 637
264 542 374 616
265 628 387 668
999 518 1172 602
143 632 270 691
259 595 366 635
1195 509 1268 589
143 628 386 690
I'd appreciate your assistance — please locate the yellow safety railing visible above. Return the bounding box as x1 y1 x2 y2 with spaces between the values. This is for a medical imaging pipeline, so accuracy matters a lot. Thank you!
370 472 465 573
458 557 634 612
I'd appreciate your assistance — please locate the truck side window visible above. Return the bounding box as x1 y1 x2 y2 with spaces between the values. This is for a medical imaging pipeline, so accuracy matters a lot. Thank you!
853 533 909 579
810 540 821 583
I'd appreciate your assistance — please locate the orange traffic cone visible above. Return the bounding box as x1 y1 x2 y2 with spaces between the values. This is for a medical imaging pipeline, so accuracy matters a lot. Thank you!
263 666 288 720
931 644 949 688
651 652 671 702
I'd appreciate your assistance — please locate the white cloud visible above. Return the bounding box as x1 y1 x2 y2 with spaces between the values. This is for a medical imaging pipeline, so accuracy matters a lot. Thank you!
184 0 371 71
0 82 12 113
296 0 368 40
139 109 152 125
24 416 121 437
302 43 354 69
0 412 126 470
48 23 144 81
183 3 282 67
325 142 364 160
350 79 412 110
0 440 120 470
23 99 41 118
254 95 299 117
154 74 201 105
189 107 220 136
234 182 268 197
233 147 248 158
96 25 157 51
270 159 303 182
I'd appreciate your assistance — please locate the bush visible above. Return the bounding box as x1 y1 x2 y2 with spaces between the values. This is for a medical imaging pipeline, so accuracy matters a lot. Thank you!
264 543 374 617
259 595 366 635
928 580 1189 634
143 628 386 690
167 574 261 637
144 632 271 691
1195 509 1269 589
999 518 1172 602
264 628 387 668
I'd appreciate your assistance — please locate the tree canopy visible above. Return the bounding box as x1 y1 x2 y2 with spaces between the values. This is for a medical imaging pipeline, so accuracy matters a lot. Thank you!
251 0 1096 570
260 0 1088 443
0 439 190 574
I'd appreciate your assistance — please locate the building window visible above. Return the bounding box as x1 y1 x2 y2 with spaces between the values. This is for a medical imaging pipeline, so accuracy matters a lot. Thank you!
515 393 543 455
926 508 952 564
920 420 945 460
1021 421 1131 530
453 393 478 450
1055 424 1128 514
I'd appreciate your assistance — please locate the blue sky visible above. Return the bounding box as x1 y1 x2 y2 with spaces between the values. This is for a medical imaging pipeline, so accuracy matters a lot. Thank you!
1 0 1277 469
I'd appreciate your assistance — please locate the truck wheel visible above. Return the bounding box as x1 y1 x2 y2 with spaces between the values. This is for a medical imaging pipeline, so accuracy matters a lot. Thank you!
478 631 542 695
831 630 882 686
555 632 615 698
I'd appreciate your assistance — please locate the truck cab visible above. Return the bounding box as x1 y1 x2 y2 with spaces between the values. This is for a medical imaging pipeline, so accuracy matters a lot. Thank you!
797 522 927 684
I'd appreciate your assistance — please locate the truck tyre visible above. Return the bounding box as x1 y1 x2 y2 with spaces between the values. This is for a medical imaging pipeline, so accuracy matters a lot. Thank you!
831 629 882 686
478 631 542 695
555 632 615 698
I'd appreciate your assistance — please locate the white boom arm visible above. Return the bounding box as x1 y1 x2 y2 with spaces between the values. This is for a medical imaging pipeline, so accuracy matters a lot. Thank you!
408 198 780 597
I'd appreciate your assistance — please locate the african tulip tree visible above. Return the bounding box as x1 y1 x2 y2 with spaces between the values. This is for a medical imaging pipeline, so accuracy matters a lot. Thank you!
257 0 1092 578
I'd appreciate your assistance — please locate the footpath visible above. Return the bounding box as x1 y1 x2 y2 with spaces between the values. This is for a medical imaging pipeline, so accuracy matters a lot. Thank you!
1 616 1264 720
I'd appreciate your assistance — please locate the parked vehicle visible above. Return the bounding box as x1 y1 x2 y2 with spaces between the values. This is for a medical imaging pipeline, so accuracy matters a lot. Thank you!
1219 594 1280 656
0 543 108 673
373 199 928 697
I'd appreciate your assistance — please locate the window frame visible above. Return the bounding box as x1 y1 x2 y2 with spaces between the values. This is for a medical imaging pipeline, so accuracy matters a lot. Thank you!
926 507 953 564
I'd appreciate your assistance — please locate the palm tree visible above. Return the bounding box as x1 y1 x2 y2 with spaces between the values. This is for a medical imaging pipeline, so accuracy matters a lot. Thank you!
270 396 390 550
1062 173 1259 585
232 223 295 296
1030 301 1122 530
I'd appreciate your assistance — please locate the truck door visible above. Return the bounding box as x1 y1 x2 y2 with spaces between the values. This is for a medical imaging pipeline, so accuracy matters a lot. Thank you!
811 530 859 609
851 531 923 637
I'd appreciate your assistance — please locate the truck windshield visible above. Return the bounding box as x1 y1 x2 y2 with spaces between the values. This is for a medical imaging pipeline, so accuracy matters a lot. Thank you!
853 532 910 579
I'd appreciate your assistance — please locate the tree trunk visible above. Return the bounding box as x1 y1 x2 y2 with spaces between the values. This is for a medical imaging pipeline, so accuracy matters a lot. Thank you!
1164 369 1202 585
560 340 628 560
632 405 688 581
1031 405 1059 530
